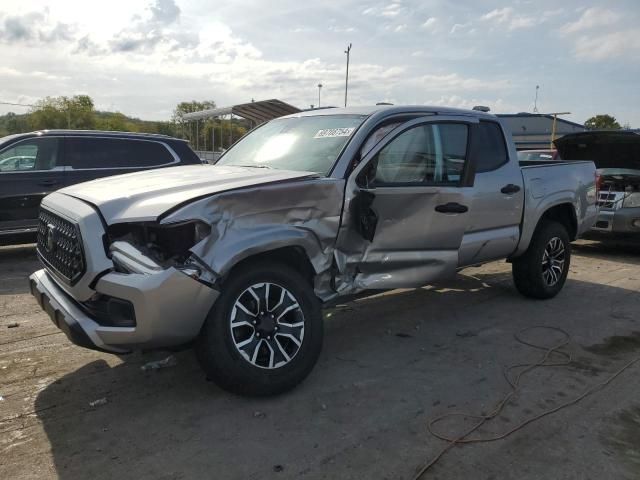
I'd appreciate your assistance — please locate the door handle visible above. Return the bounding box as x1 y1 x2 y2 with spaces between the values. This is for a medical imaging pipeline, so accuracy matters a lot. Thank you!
37 180 59 186
435 202 468 214
501 184 521 194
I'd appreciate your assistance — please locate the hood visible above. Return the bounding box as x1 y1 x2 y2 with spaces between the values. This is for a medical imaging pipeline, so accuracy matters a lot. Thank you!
554 131 640 170
59 164 316 223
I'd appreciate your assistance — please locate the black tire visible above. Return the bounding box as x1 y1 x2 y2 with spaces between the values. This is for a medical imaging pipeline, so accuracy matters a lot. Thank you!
196 261 323 396
512 221 571 299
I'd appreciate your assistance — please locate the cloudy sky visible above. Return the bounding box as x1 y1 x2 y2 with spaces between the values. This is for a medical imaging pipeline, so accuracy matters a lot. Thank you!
1 0 639 126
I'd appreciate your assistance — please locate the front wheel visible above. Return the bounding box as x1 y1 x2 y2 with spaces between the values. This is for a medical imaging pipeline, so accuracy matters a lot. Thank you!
196 261 323 396
512 221 571 299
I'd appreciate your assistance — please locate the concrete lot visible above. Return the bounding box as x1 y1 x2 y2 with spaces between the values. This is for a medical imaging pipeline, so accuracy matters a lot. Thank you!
1 239 640 480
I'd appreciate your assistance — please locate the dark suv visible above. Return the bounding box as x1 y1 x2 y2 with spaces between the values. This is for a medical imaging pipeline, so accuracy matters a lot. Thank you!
0 130 202 245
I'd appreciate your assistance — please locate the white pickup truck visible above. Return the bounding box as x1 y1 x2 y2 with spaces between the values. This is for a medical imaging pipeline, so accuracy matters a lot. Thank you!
29 105 598 395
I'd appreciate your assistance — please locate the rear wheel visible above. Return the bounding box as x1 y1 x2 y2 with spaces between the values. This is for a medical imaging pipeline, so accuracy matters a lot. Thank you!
512 221 571 299
196 261 323 396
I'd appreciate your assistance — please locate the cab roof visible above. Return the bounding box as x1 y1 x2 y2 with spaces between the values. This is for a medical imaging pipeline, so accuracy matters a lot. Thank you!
280 105 498 120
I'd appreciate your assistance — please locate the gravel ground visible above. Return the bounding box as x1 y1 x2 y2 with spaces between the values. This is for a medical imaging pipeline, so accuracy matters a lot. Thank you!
1 238 640 480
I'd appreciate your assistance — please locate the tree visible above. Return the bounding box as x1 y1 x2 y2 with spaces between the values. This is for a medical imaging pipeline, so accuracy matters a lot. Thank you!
95 112 130 132
1 95 193 136
0 112 30 136
29 95 96 130
584 114 622 130
172 100 216 134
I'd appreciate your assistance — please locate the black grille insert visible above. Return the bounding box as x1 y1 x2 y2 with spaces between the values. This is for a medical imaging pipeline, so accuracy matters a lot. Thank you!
37 209 85 285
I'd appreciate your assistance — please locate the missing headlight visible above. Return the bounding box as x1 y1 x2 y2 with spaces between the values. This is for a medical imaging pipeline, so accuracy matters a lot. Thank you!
107 220 211 267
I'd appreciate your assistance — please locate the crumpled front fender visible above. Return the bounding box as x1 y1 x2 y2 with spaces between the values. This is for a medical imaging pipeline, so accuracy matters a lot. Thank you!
160 177 345 296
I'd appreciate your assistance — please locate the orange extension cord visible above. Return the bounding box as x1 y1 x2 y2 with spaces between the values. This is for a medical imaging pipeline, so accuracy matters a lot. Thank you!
412 326 640 479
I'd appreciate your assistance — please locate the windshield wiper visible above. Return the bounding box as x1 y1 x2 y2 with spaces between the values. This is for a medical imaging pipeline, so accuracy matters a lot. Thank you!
234 164 273 169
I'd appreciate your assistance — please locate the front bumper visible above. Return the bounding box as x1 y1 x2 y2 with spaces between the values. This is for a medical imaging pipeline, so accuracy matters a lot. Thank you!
30 268 219 353
591 207 640 234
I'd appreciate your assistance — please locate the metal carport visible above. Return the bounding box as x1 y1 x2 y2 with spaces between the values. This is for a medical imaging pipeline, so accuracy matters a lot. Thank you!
182 99 301 160
182 99 301 125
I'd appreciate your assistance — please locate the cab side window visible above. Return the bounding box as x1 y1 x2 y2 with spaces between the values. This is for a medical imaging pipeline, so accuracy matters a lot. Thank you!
373 123 468 185
0 138 59 172
473 121 508 172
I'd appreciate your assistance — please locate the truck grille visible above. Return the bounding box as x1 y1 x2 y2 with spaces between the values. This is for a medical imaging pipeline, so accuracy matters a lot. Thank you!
597 191 623 210
37 209 85 285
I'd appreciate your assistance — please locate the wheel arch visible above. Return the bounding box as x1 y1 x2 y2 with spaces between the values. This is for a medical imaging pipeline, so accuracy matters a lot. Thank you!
538 203 578 240
221 245 316 287
512 202 578 259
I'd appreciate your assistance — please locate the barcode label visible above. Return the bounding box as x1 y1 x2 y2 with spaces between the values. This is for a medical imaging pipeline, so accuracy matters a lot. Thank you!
314 128 355 138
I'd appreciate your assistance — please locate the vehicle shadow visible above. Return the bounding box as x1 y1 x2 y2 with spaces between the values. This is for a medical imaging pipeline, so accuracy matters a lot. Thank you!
32 271 640 480
573 237 640 266
0 244 39 295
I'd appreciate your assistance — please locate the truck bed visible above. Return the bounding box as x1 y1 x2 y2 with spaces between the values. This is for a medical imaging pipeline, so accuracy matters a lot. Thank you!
513 160 598 256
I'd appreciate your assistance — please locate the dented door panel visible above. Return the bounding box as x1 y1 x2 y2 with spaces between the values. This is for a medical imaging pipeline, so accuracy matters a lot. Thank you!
334 115 479 293
335 186 471 290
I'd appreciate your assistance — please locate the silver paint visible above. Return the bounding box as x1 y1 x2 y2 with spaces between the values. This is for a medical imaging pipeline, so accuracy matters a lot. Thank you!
30 105 599 352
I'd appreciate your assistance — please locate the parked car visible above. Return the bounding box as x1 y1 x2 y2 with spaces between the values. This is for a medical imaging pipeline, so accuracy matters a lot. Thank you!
29 106 598 396
554 131 640 235
517 149 559 162
0 130 202 245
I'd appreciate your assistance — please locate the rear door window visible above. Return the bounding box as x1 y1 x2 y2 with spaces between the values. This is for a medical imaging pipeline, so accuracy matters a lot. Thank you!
473 121 508 172
0 137 59 172
66 138 175 169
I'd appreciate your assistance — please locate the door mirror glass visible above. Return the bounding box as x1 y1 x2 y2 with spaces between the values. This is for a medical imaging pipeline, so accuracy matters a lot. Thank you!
0 138 59 172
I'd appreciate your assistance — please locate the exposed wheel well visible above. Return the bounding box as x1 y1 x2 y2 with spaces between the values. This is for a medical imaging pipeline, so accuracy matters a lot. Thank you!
539 203 578 239
225 247 316 286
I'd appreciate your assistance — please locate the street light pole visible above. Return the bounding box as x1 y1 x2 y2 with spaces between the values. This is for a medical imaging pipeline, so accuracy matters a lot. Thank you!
317 83 323 108
547 111 571 149
344 43 352 107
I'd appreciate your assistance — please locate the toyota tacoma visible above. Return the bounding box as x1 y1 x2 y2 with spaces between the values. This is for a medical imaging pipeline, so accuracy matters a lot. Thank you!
29 106 598 395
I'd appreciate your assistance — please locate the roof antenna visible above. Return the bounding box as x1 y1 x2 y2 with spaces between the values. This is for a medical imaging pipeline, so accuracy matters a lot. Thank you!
533 85 539 113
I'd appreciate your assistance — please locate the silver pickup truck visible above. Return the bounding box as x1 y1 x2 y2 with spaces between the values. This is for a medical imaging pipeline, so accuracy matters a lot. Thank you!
29 105 598 395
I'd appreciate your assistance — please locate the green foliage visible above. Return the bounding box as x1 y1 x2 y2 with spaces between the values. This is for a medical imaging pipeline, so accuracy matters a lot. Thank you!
172 100 216 126
0 95 178 138
0 95 250 151
584 114 622 130
0 112 30 136
29 95 96 130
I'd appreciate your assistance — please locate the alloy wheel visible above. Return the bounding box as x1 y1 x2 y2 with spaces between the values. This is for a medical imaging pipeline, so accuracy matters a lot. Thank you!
229 282 305 369
541 236 566 287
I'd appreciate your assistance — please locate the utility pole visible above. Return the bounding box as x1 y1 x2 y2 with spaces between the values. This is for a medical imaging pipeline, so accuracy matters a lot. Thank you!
317 83 323 108
547 111 571 149
344 43 352 107
533 85 540 113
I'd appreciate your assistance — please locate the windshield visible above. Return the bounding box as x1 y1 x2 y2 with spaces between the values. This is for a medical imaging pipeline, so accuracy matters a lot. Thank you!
216 114 365 174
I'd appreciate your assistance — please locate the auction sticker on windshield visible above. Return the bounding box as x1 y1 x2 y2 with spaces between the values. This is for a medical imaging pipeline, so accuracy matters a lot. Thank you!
314 128 355 138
